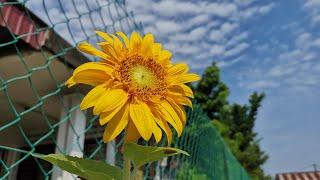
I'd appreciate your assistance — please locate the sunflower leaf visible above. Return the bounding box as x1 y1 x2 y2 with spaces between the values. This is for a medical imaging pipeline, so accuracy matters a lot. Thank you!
32 153 122 180
124 142 189 168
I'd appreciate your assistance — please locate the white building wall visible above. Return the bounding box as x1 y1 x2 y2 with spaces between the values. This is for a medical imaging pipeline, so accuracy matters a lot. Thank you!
51 94 86 180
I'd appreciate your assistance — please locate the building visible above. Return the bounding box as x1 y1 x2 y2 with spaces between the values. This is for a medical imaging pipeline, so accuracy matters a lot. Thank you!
275 171 320 180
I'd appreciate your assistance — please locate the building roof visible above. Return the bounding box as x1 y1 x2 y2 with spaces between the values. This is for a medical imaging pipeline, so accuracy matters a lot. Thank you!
0 0 46 49
0 0 89 67
275 171 320 180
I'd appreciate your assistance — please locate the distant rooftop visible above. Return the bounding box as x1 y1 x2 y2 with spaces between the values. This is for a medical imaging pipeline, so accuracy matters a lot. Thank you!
275 171 320 180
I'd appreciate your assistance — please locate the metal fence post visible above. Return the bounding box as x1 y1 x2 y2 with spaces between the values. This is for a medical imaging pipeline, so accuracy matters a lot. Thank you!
106 140 116 166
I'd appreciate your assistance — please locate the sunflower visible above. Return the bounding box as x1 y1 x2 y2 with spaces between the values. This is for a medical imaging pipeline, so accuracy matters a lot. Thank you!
66 31 200 144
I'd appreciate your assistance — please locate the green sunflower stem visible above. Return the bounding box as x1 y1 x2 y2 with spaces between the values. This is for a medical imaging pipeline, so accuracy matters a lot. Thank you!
123 155 131 180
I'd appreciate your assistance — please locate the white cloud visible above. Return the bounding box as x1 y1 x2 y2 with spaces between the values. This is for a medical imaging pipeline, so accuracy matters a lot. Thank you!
241 28 320 94
134 14 156 24
255 44 269 52
126 0 276 71
303 0 320 25
267 66 296 77
154 1 200 17
235 0 256 7
127 0 152 13
209 30 224 42
209 22 239 42
203 3 237 18
311 14 320 25
312 38 320 47
144 26 158 35
246 80 280 89
295 32 312 49
224 42 249 57
217 56 244 68
189 27 207 38
259 3 276 14
221 22 239 34
227 31 249 47
302 52 316 61
304 0 320 8
186 14 211 28
173 44 201 55
287 75 319 86
278 49 303 61
239 3 276 20
171 27 207 42
210 45 225 56
155 20 182 35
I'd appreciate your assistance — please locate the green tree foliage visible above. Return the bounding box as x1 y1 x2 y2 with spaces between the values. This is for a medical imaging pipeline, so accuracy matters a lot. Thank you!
194 62 271 179
193 62 230 121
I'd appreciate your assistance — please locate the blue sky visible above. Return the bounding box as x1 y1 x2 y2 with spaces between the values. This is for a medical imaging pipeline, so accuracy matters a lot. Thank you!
25 0 320 176
126 0 320 175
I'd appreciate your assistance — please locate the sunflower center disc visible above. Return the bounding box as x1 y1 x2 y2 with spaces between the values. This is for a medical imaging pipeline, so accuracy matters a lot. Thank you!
130 65 155 88
116 54 168 101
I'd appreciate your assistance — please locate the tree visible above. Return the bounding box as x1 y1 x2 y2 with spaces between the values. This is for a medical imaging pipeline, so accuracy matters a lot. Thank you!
193 62 270 179
194 62 230 122
228 93 270 180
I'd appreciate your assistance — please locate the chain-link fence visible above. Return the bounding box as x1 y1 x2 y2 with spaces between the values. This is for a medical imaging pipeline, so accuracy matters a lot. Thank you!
0 0 250 179
167 105 251 180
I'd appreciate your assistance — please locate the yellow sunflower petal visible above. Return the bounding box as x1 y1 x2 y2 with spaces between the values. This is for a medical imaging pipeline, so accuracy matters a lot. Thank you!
95 31 114 44
77 42 109 60
167 92 193 108
98 42 121 62
125 121 141 143
74 62 113 74
72 70 109 87
93 89 128 115
110 34 124 53
158 100 183 136
153 126 162 143
99 102 126 125
152 43 162 56
116 31 130 48
153 115 173 145
158 50 172 64
166 98 187 125
144 104 162 143
168 63 189 76
130 31 142 51
141 33 154 56
103 103 129 142
169 84 194 98
168 73 200 85
179 106 187 125
129 101 153 141
80 84 107 110
66 76 76 87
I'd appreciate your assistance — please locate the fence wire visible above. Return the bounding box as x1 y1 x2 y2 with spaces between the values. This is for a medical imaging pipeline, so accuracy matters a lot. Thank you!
0 0 250 179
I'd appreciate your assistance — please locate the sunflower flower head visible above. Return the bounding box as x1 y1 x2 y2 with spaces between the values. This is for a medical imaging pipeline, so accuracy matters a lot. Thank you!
66 31 200 144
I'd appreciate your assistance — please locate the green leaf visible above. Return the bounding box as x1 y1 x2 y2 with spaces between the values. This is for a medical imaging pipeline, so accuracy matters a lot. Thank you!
32 153 122 180
124 142 189 168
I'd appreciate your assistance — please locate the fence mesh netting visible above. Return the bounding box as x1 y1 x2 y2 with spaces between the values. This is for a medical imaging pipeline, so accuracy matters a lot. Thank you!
0 0 250 179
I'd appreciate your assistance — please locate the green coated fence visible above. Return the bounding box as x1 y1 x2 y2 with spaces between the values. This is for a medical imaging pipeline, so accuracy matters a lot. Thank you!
0 0 250 179
168 105 251 180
